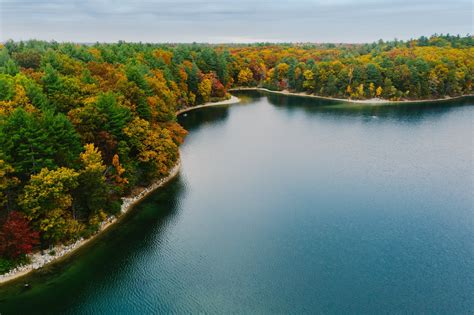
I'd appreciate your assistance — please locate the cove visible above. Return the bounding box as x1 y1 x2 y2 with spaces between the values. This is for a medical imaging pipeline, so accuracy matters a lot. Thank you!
0 91 473 314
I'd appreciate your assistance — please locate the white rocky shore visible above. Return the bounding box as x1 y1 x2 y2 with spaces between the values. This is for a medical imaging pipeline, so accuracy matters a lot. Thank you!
230 87 473 104
0 94 242 285
0 239 86 280
0 160 181 285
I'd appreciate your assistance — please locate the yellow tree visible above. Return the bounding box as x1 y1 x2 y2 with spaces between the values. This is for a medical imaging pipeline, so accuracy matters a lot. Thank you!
80 143 106 174
303 70 314 91
369 83 375 97
146 70 177 122
265 68 275 86
356 84 365 99
76 143 110 226
238 68 253 86
276 63 289 81
346 85 352 97
376 86 383 97
19 167 81 244
198 78 212 103
0 74 35 115
123 118 179 178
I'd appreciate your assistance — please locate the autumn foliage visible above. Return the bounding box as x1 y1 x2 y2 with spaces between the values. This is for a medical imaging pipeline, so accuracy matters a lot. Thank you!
0 34 472 271
229 35 473 100
0 211 39 259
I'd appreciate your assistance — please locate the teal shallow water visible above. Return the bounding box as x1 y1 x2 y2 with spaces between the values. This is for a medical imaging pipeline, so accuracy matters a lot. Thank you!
1 91 473 314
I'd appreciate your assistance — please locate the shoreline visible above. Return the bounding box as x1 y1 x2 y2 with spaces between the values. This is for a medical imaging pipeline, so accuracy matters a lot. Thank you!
230 87 473 104
176 95 241 115
0 159 181 286
1 87 470 285
0 94 244 286
0 87 470 285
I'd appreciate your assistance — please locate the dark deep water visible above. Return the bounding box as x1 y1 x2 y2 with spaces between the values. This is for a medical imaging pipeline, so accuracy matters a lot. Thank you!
1 91 473 314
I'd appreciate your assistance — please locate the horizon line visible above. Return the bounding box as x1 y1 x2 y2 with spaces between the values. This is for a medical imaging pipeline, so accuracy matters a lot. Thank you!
2 33 472 46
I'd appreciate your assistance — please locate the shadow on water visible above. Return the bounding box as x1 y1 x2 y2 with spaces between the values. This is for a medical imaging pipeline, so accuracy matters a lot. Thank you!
0 175 186 314
179 89 458 131
178 92 263 131
177 105 230 132
0 90 472 314
181 89 473 131
241 90 474 123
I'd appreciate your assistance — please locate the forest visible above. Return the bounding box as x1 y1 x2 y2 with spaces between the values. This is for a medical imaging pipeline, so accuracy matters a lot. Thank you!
0 34 472 273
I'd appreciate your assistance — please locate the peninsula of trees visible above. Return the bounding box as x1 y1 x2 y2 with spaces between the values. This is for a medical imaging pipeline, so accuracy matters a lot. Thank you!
0 34 472 274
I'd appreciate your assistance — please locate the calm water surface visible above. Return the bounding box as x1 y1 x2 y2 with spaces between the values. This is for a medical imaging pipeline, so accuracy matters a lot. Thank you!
1 91 473 314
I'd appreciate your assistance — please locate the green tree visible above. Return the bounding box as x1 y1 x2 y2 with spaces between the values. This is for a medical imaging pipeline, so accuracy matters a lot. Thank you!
0 109 81 178
0 160 19 212
95 92 132 141
0 109 55 177
186 62 200 96
366 63 382 87
42 111 82 166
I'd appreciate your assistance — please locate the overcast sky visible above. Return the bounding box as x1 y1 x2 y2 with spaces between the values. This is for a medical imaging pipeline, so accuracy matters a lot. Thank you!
0 0 472 43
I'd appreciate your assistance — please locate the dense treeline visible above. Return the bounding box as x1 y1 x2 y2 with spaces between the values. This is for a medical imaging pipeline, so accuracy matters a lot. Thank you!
0 34 472 272
0 40 230 271
233 34 473 99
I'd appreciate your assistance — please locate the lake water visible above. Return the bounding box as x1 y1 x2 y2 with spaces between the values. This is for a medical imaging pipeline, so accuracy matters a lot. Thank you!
1 91 473 314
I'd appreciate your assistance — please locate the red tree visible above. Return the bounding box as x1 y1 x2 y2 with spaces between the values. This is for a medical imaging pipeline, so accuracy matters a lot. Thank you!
211 78 226 98
0 211 40 259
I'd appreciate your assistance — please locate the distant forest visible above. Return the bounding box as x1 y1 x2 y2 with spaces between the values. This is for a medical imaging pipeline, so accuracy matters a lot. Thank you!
0 34 472 273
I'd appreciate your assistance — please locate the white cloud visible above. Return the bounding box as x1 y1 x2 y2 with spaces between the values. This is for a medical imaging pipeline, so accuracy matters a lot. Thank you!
0 0 472 42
